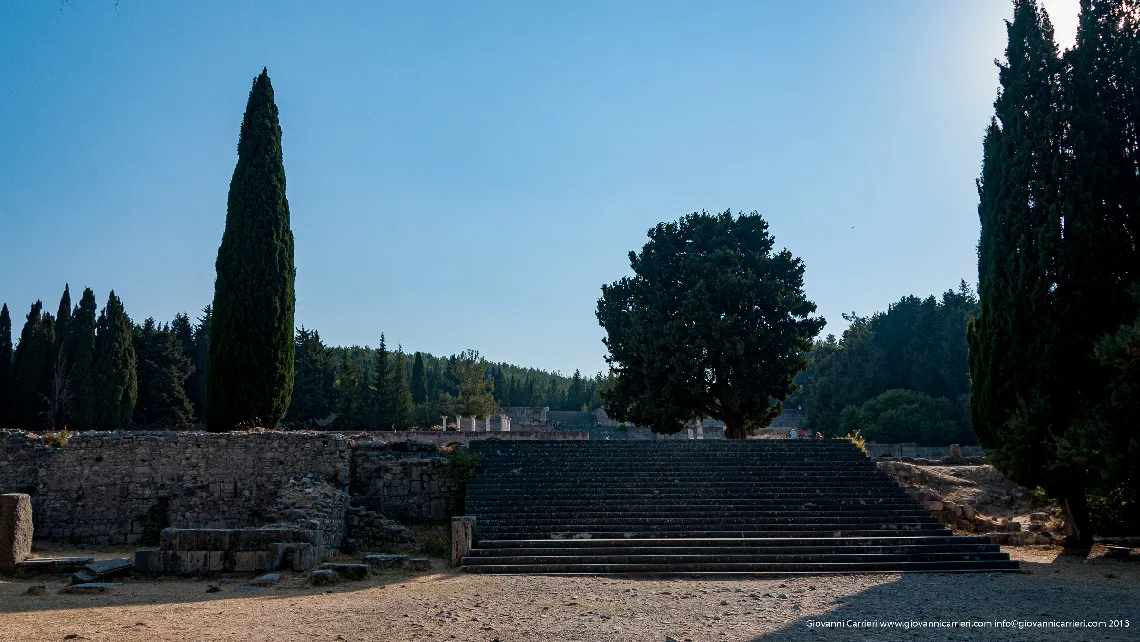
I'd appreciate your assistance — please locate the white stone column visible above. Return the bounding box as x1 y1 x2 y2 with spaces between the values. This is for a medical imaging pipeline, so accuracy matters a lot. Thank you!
687 428 694 439
485 417 492 432
500 414 510 432
441 416 447 431
697 425 705 440
455 415 461 432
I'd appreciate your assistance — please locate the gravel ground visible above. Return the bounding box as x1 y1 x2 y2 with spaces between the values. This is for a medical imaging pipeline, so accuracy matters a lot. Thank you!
1 546 1137 641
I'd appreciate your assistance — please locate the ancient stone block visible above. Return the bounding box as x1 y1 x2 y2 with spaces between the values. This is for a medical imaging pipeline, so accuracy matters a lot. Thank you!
310 569 336 585
364 553 407 568
267 542 285 571
406 557 431 571
181 550 208 574
234 551 260 572
320 562 368 580
450 516 474 567
430 498 447 521
0 493 34 571
248 572 280 586
60 582 120 594
208 550 226 572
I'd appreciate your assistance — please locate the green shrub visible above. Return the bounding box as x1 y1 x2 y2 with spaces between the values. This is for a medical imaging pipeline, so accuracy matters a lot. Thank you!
843 429 867 455
445 449 485 484
44 429 70 448
420 528 451 558
1089 484 1140 536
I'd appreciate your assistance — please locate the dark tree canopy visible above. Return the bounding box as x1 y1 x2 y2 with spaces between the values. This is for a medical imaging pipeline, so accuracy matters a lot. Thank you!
133 318 194 429
286 327 335 424
11 301 55 430
0 304 12 427
93 291 137 430
597 210 824 439
968 0 1140 545
411 351 427 406
207 68 296 431
66 288 98 431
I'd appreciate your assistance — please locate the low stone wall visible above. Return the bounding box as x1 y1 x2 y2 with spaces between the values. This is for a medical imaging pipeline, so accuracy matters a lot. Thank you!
0 430 350 546
867 442 985 460
359 430 588 447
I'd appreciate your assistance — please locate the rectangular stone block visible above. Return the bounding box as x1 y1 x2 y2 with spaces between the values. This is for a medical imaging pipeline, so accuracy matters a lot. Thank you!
1 494 34 571
180 550 207 574
234 551 259 572
208 550 226 572
267 543 285 571
133 549 166 574
202 529 237 551
285 543 315 571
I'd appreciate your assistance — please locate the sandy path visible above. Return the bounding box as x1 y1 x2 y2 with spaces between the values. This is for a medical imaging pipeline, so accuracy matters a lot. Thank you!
2 547 1137 641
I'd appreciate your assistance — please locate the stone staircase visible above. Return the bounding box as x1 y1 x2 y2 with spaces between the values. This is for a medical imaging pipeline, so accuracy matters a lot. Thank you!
460 440 1018 575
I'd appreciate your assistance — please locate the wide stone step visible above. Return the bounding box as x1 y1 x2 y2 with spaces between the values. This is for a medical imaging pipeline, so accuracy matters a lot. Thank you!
476 515 941 527
473 535 995 549
478 528 955 539
463 551 1012 565
467 499 921 511
460 559 1020 575
469 510 935 520
466 544 1000 557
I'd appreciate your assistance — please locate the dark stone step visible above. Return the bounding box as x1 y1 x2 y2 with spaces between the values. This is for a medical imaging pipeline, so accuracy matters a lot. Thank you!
460 559 1020 574
479 528 955 539
474 535 995 548
463 551 1013 565
465 544 1001 557
476 515 941 527
470 510 935 521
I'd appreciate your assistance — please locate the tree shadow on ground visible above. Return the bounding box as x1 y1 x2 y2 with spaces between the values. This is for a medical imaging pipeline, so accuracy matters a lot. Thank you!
750 550 1140 641
0 565 460 614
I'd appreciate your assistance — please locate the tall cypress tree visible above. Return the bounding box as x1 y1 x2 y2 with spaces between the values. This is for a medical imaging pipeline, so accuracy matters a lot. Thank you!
0 304 12 427
411 351 427 406
55 285 72 362
190 306 211 423
93 291 137 429
969 0 1085 543
11 302 55 430
67 288 98 431
371 335 390 429
208 68 296 431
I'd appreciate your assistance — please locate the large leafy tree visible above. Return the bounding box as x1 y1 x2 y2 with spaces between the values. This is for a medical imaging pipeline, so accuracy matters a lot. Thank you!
93 291 137 429
208 68 296 431
66 288 98 431
11 301 55 430
445 349 498 419
0 304 12 427
133 319 194 429
597 210 824 438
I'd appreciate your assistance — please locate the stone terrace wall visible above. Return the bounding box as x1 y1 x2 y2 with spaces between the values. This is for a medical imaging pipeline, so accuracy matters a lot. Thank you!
0 430 50 495
0 431 350 546
350 445 462 522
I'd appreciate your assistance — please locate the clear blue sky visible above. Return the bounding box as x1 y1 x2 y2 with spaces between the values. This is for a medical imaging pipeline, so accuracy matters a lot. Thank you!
0 1 1078 376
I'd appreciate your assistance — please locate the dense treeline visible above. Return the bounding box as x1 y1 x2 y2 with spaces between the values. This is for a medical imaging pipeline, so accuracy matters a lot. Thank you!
793 282 979 446
0 288 605 432
967 0 1140 543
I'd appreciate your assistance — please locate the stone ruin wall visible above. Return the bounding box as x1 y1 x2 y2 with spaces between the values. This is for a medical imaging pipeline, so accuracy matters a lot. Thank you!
350 444 462 522
0 430 351 546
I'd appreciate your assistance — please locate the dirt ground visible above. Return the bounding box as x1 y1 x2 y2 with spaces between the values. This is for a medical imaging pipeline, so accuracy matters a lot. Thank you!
2 546 1138 642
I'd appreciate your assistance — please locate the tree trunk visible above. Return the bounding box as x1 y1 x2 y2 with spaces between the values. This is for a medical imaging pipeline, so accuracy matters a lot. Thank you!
1061 485 1093 549
724 418 747 440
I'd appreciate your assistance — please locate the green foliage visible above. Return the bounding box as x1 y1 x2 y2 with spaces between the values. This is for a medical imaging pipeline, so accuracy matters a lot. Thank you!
0 303 12 427
839 389 972 446
66 289 97 431
333 350 370 430
93 291 137 429
443 350 498 419
53 285 71 368
388 350 415 430
11 301 55 430
419 528 451 559
44 428 70 448
801 283 978 439
597 210 824 438
445 449 485 484
286 327 336 424
1088 484 1140 537
133 318 194 429
411 351 427 406
208 68 295 431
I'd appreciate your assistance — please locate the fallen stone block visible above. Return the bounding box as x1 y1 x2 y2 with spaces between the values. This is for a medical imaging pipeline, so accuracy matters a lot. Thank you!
310 569 337 585
248 572 281 586
15 557 95 576
60 582 120 594
405 557 431 571
320 563 368 581
25 585 46 596
71 570 98 585
363 553 408 568
85 558 132 580
0 494 34 572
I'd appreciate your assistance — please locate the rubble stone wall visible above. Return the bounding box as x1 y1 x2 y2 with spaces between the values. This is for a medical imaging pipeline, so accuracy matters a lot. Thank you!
0 430 351 546
350 446 463 522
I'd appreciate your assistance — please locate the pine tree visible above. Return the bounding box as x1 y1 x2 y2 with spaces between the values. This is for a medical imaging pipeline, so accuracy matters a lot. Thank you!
411 351 427 406
67 288 98 431
93 291 137 429
190 306 211 422
287 327 336 424
0 304 12 427
371 335 391 429
208 68 296 431
133 318 194 429
11 302 55 430
968 0 1083 542
334 350 369 430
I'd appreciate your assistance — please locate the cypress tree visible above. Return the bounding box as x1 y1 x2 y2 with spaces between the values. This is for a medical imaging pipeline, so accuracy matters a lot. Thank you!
67 288 98 431
0 304 12 427
11 302 55 430
93 291 137 429
55 285 72 361
371 335 390 429
190 306 211 422
389 350 414 430
208 68 296 431
968 0 1084 542
133 318 194 429
411 351 427 406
